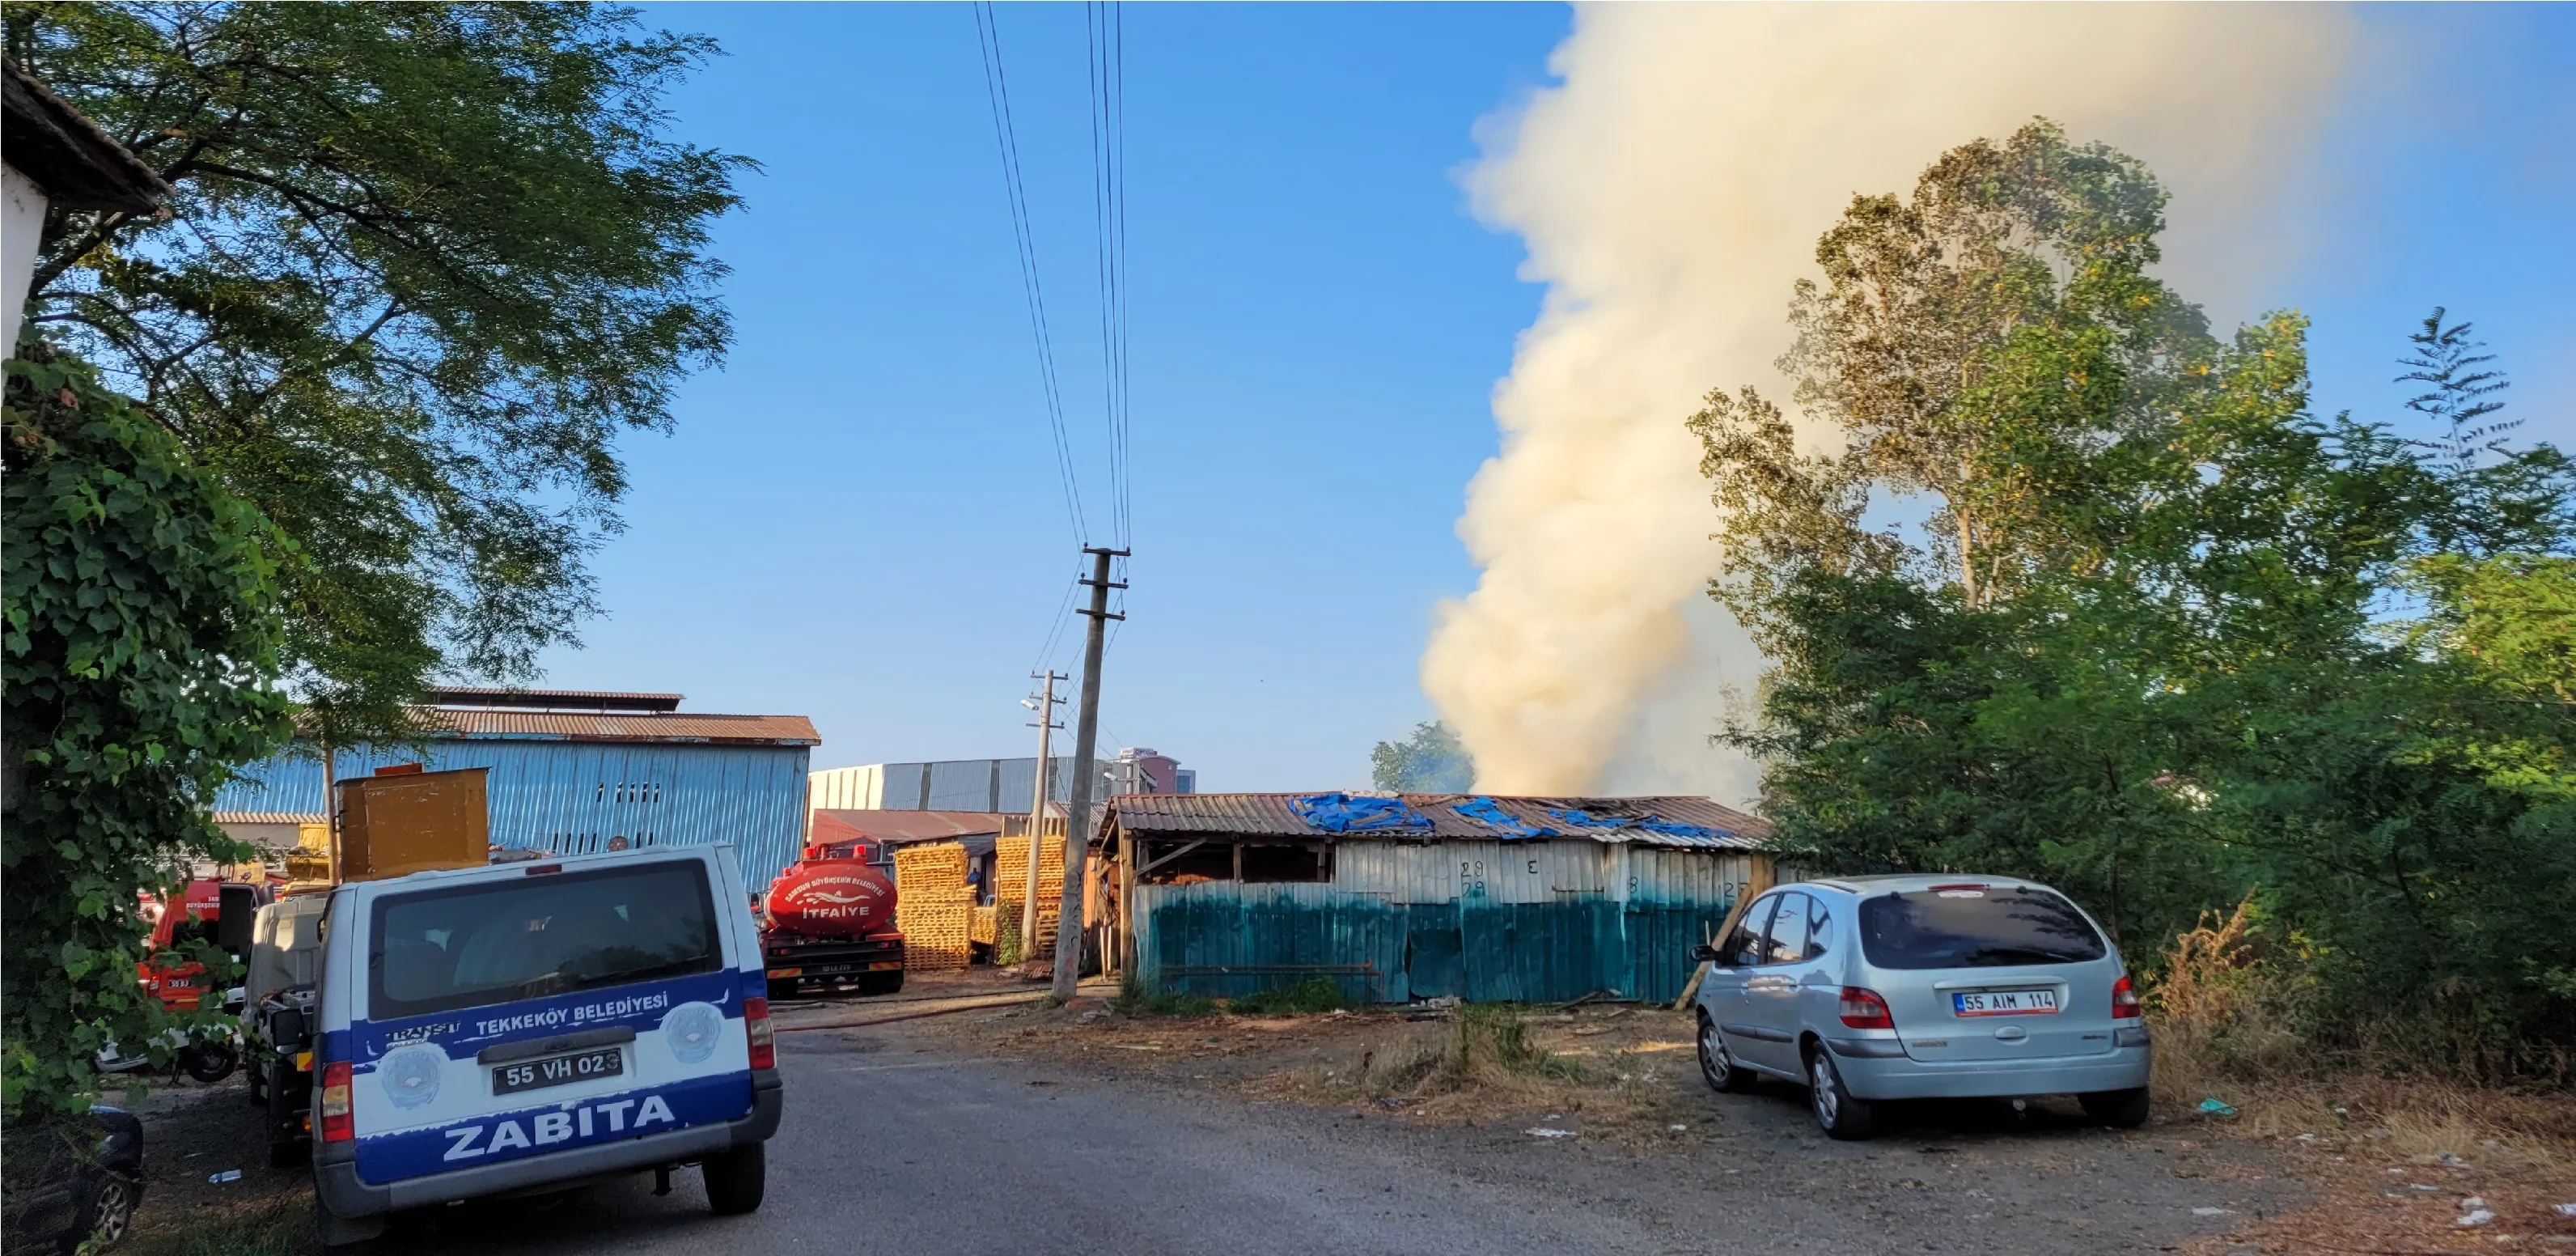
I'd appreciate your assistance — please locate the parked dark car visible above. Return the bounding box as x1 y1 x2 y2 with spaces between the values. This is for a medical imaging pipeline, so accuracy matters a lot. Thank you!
0 1106 146 1254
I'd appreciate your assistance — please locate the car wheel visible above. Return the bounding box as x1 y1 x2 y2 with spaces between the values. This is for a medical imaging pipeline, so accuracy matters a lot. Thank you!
702 1143 766 1216
1807 1046 1877 1141
184 1043 238 1084
1696 1013 1756 1093
2078 1086 2151 1128
64 1171 141 1254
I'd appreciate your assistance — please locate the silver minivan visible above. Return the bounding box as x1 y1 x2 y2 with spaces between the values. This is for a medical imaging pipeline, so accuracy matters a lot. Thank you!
1692 874 2150 1139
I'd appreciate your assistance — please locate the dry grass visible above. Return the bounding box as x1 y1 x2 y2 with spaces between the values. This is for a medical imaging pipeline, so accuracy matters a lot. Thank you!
2148 898 2576 1173
1244 1005 1703 1140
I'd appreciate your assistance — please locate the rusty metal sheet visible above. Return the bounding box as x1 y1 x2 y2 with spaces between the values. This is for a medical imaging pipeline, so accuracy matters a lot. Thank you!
422 686 684 712
420 708 818 745
1108 792 1769 849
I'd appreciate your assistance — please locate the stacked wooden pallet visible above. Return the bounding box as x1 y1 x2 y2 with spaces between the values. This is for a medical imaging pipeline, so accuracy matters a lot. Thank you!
993 834 1067 902
892 842 974 970
992 834 1069 961
969 904 997 947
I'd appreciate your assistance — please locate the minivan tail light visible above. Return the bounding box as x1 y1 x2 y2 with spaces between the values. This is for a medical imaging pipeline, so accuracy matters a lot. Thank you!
744 996 776 1070
319 1059 354 1142
1837 987 1895 1030
2112 974 2142 1020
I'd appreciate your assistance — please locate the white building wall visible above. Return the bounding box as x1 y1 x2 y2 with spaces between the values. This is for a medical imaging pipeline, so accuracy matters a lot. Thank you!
807 763 886 812
3 165 49 352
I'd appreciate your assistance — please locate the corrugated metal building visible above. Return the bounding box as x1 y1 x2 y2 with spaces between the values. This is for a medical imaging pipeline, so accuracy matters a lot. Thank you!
214 688 819 887
809 748 1193 814
1102 793 1773 1005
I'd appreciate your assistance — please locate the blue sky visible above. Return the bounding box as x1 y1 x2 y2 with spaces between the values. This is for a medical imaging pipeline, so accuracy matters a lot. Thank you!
534 3 2573 790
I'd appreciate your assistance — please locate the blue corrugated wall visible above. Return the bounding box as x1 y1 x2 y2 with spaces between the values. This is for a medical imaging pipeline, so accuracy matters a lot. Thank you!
217 740 811 887
1137 884 1741 1005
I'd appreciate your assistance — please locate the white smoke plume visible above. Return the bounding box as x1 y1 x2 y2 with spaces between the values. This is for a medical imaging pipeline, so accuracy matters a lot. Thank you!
1424 3 2358 797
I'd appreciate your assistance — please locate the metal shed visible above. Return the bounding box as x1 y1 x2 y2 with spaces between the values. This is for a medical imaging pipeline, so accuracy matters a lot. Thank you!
214 690 819 887
1099 793 1774 1005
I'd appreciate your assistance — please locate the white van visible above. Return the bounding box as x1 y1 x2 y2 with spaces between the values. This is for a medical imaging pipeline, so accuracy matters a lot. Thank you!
308 846 782 1245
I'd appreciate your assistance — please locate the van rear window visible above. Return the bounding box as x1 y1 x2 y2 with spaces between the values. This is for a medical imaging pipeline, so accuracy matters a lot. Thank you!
1858 886 2107 970
369 860 722 1020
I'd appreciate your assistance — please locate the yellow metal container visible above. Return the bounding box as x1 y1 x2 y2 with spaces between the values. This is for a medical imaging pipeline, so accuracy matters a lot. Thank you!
335 767 489 880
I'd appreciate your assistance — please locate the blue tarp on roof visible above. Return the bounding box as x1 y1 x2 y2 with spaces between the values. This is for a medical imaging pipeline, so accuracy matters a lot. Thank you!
1452 796 1549 839
1289 792 1432 833
1546 807 1728 841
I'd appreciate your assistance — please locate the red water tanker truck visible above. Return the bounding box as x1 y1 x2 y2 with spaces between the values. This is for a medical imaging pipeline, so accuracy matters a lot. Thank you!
757 836 904 999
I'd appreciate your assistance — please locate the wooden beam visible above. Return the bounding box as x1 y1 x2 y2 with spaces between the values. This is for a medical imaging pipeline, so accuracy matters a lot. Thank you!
1673 853 1778 1010
1138 838 1210 876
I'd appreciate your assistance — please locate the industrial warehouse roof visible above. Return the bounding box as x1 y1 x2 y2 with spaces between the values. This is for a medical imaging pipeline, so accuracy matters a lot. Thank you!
1104 793 1769 850
416 707 819 746
423 686 686 713
812 809 1011 845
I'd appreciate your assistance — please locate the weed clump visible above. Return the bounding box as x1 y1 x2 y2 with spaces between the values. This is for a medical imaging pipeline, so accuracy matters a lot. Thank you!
127 1200 311 1256
1112 975 1217 1017
1229 978 1354 1016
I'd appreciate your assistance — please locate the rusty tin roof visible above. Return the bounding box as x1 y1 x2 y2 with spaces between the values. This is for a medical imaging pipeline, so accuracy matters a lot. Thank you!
424 686 685 712
812 809 1012 846
420 708 819 746
1104 792 1769 849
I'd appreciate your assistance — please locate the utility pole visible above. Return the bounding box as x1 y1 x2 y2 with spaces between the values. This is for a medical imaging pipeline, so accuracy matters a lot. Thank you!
1051 545 1126 1000
1019 671 1066 961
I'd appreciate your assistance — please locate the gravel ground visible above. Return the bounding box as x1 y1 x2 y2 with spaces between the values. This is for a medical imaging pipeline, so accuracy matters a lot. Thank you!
123 991 2315 1255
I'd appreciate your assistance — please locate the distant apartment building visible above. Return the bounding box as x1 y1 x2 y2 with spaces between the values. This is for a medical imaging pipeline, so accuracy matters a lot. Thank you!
809 748 1193 816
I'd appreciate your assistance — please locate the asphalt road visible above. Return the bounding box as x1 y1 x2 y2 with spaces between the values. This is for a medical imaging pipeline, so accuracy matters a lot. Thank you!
357 1025 2294 1256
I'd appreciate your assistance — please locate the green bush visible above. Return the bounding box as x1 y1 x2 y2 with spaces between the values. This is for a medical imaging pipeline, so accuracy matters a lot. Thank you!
1228 978 1354 1016
2 346 292 1118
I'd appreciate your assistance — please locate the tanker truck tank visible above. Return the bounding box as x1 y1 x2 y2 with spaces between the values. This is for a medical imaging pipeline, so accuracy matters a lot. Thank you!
757 843 905 999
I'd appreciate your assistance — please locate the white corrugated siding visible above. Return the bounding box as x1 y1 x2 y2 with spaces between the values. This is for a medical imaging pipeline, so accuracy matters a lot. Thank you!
807 765 888 812
1331 840 1759 907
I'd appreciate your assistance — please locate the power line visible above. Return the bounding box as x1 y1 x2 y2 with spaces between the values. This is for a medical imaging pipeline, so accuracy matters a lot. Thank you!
1113 3 1133 548
974 2 1089 544
1086 1 1134 550
1028 567 1080 676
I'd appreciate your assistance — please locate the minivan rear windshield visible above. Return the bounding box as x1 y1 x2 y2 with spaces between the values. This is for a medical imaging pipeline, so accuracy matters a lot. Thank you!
1858 886 2107 970
369 860 722 1020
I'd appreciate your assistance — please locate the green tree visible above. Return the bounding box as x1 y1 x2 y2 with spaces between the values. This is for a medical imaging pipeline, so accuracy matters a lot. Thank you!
1697 120 2576 1076
1371 721 1474 793
3 345 294 1117
5 2 751 735
1769 118 2212 609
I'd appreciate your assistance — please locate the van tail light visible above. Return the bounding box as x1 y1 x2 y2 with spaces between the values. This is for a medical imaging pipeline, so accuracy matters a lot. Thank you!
1837 987 1896 1030
2112 974 2142 1020
744 996 776 1070
319 1060 354 1142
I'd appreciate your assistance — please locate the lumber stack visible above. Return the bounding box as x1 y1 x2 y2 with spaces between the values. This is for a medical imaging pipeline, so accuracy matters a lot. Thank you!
992 834 1070 961
993 834 1067 902
892 842 973 970
969 905 997 947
